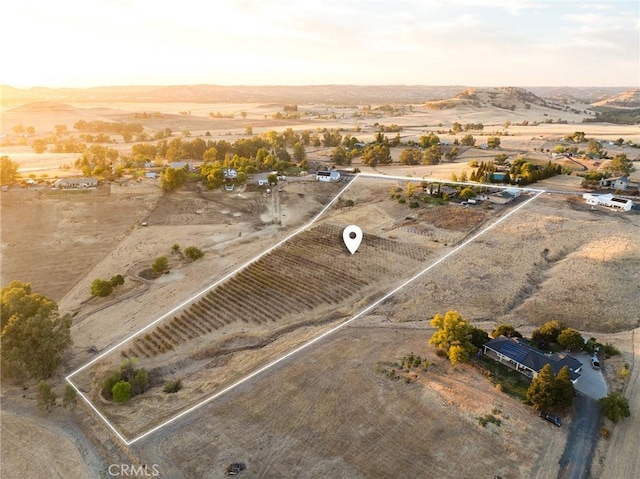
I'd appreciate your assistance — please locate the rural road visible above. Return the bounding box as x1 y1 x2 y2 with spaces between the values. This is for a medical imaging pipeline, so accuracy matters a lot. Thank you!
557 394 601 479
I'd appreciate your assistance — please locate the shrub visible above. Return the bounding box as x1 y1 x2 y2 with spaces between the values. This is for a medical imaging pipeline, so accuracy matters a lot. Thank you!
603 343 621 358
152 256 169 274
131 369 150 395
37 380 57 412
112 380 132 403
163 379 183 394
409 201 420 208
62 383 77 410
91 278 113 297
101 370 122 400
398 198 406 204
184 246 204 262
110 274 125 287
598 391 630 422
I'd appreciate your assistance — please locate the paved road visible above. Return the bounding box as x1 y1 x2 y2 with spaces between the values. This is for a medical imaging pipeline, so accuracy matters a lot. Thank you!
557 394 602 479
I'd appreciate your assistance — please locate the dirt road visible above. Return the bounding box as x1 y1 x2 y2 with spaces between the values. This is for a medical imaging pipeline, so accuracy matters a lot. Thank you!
557 395 601 479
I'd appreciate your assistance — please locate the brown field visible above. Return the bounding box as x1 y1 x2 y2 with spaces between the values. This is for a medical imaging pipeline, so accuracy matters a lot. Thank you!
1 96 640 479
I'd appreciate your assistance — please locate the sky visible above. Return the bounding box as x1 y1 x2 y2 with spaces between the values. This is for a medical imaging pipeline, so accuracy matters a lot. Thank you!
2 0 638 88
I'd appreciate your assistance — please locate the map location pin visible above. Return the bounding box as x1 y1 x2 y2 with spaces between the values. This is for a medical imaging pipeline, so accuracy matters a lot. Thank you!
342 225 363 255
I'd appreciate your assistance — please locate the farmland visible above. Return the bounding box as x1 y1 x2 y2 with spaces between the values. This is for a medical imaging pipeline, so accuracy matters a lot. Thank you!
2 91 640 478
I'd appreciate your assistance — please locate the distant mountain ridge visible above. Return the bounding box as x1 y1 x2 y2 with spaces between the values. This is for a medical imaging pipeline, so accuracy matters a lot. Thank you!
591 88 640 108
0 84 633 106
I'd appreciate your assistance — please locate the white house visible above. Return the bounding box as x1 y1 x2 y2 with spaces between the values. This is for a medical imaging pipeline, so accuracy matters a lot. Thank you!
145 172 158 179
224 168 238 179
316 171 341 182
53 177 98 189
583 193 633 211
599 176 630 190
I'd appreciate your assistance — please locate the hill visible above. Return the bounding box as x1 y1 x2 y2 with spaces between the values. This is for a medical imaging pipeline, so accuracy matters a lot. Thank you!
592 88 640 108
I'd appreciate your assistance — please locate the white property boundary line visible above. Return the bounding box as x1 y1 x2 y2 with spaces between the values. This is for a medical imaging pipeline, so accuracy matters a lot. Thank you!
66 176 544 445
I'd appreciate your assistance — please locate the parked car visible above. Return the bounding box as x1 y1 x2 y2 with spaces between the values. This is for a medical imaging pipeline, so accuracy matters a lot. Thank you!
591 355 600 370
539 410 562 427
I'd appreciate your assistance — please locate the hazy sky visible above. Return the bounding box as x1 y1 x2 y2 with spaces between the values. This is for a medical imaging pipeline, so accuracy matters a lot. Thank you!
2 0 638 88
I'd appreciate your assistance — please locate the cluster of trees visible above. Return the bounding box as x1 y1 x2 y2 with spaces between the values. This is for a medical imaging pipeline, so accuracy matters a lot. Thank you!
12 124 36 136
161 166 188 192
530 320 584 350
133 112 164 119
37 381 77 413
91 274 125 297
74 144 121 177
171 244 204 262
73 120 143 136
429 310 488 365
526 363 574 410
361 144 392 167
101 359 149 403
451 122 484 133
607 153 635 177
583 107 640 125
467 156 562 186
1 281 72 381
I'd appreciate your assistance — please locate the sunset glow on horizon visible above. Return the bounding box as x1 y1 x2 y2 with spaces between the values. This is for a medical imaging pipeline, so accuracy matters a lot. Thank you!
2 0 638 88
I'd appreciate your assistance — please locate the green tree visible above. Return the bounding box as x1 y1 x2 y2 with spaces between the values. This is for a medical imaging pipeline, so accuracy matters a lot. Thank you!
91 279 113 297
554 366 575 408
587 139 603 157
494 153 508 165
598 391 631 422
32 139 48 154
110 274 125 287
460 134 476 147
0 156 19 186
101 370 121 400
526 363 556 410
1 282 71 380
37 380 57 412
112 380 132 403
429 310 475 364
487 136 501 148
470 327 490 348
422 145 442 165
491 324 522 338
62 383 78 410
161 167 187 192
184 246 204 262
171 243 181 254
131 368 149 395
606 153 635 177
532 320 564 344
399 148 421 165
293 142 307 163
267 173 278 185
332 146 348 165
557 328 585 351
152 256 169 274
459 187 475 200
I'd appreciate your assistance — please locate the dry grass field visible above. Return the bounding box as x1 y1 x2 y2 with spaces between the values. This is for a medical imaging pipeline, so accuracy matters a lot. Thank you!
1 92 640 478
